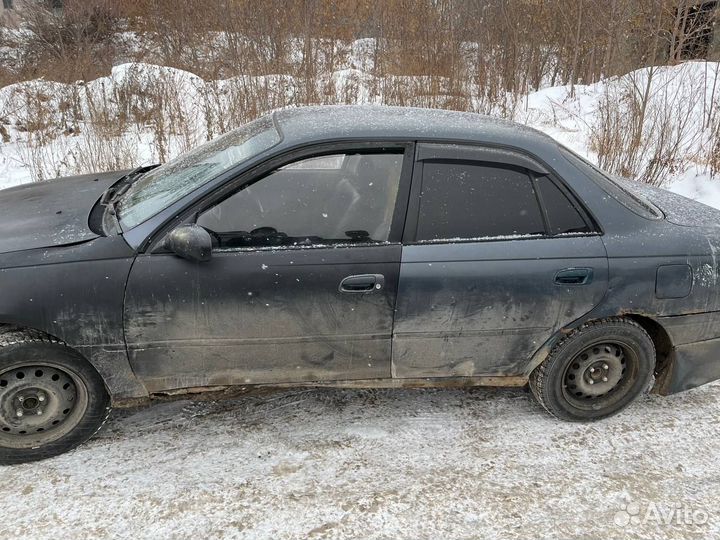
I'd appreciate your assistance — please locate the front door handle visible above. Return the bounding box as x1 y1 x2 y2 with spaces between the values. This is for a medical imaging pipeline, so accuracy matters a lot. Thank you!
555 268 593 285
339 274 385 293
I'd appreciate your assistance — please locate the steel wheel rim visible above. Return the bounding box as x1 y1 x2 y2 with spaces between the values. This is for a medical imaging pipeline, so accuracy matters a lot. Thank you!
562 340 638 410
0 362 89 449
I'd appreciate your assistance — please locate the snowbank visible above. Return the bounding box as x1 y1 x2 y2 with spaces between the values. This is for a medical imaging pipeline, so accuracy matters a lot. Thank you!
0 60 718 209
516 61 720 209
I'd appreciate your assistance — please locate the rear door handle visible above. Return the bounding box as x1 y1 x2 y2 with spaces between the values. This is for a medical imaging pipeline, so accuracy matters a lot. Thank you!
554 268 593 285
339 274 385 293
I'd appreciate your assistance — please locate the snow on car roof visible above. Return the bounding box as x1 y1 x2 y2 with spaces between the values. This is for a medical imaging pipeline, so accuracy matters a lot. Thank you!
273 105 556 149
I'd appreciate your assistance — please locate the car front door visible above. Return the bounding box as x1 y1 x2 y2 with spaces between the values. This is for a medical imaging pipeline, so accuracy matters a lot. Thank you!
393 143 609 379
123 143 413 393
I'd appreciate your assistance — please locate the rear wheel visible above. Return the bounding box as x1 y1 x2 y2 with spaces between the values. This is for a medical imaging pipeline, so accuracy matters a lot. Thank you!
0 331 110 464
529 318 655 421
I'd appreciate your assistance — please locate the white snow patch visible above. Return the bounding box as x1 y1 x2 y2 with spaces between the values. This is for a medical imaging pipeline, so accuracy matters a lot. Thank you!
668 169 720 210
1 385 719 539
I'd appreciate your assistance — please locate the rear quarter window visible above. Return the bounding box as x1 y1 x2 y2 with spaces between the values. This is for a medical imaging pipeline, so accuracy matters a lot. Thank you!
535 175 592 235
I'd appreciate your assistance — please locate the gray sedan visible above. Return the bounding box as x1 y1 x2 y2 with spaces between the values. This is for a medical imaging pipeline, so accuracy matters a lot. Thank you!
0 105 719 464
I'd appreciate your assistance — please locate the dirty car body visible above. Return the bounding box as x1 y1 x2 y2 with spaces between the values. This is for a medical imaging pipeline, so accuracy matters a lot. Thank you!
2 106 720 461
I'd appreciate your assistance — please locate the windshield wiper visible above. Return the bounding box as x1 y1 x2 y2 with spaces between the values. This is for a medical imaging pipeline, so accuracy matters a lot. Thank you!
101 166 150 209
100 165 158 234
103 183 131 216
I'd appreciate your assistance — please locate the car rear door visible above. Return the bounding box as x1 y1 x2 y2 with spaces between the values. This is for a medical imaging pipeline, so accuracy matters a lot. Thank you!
123 143 413 393
392 143 609 378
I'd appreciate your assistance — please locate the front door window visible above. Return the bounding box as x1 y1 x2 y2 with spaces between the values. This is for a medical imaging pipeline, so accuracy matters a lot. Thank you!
197 152 404 248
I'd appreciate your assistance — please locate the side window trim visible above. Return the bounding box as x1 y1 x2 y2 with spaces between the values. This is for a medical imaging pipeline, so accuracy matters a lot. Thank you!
416 143 549 175
403 144 600 246
530 171 552 236
401 146 424 244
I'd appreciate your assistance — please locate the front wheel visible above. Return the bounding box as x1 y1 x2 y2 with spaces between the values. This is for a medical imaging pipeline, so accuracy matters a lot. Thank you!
529 318 656 421
0 331 110 465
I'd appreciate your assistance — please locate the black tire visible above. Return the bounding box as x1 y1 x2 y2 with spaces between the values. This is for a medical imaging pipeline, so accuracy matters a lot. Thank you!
529 318 655 421
0 330 111 465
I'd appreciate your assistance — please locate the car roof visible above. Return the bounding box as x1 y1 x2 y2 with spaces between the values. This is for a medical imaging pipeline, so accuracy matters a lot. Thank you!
272 105 557 151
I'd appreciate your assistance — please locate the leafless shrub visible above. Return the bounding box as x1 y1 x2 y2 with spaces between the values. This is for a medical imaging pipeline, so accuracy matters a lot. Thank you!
68 125 139 175
13 0 122 83
591 66 705 186
702 63 720 177
16 128 72 182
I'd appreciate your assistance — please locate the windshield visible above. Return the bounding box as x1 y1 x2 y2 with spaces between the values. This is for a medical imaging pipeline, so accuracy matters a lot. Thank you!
117 114 281 230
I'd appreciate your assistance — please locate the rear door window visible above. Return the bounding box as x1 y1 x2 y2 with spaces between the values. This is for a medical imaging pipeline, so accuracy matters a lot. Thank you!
415 161 545 241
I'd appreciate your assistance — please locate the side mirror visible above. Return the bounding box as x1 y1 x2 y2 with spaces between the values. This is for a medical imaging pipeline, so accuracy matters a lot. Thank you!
165 225 212 262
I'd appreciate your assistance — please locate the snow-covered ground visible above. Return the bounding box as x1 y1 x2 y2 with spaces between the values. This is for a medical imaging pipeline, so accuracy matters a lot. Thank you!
1 384 719 539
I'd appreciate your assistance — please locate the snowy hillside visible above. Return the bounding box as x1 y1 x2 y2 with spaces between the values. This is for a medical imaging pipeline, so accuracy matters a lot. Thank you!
515 61 720 209
0 59 719 209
